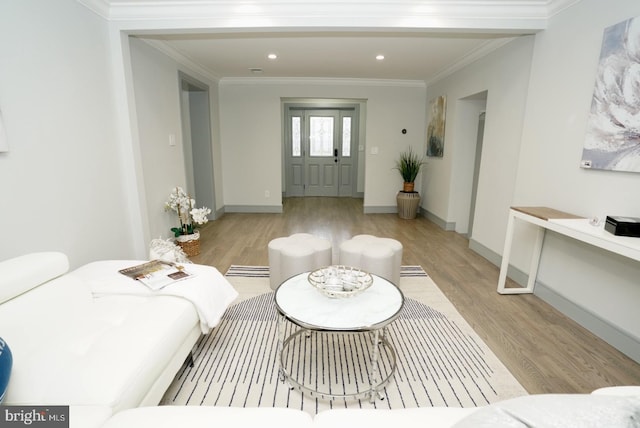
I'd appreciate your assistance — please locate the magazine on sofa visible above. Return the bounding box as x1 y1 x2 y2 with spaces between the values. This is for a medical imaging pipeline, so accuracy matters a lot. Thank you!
119 260 193 291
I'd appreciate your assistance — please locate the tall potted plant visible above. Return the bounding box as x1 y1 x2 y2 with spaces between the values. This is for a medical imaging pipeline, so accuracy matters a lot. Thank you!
394 147 425 219
394 147 425 192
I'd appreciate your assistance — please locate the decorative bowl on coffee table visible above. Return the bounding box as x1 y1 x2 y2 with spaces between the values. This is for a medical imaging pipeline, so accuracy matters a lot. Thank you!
307 265 373 298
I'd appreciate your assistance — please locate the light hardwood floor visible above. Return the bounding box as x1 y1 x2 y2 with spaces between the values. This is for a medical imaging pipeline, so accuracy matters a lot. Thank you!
191 197 640 394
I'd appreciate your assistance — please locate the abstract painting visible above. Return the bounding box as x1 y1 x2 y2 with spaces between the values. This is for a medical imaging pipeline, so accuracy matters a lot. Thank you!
426 95 446 157
581 16 640 172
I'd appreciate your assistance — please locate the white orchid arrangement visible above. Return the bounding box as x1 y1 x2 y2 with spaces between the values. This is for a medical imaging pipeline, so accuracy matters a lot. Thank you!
165 187 211 237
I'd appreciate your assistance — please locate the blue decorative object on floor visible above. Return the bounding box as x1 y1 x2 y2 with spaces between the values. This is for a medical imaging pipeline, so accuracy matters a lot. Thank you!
0 337 12 403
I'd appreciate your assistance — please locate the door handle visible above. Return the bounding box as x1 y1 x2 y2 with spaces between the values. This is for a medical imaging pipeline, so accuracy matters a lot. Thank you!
334 148 338 163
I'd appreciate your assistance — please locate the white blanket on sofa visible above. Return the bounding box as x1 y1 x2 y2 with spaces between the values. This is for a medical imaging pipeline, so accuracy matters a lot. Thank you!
72 261 238 334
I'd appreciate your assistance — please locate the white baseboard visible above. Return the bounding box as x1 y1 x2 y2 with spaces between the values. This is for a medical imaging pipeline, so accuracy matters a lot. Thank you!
224 205 283 213
363 206 397 214
535 282 640 363
213 207 225 219
421 208 456 231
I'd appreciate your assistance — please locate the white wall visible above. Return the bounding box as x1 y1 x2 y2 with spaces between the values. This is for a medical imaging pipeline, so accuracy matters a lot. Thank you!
0 0 135 267
515 1 640 216
219 79 426 211
431 0 640 360
511 0 640 358
5 0 637 360
128 38 223 241
129 37 188 240
423 37 535 241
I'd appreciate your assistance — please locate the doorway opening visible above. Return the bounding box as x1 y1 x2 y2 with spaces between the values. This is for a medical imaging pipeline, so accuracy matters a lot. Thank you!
179 72 215 219
468 111 485 237
284 102 360 198
456 90 487 237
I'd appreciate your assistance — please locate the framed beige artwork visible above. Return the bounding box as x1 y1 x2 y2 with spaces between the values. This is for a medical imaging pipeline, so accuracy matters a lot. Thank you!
426 95 446 157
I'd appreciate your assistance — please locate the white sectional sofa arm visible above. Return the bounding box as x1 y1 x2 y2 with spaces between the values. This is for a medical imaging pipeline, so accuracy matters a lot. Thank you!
90 388 640 427
100 406 314 428
0 252 237 418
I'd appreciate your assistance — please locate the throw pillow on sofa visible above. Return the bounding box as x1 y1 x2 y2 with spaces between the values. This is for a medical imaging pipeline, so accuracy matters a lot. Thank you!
452 394 640 428
0 337 12 403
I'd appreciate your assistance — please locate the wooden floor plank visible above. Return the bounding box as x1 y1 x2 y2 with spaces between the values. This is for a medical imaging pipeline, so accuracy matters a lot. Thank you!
191 197 640 394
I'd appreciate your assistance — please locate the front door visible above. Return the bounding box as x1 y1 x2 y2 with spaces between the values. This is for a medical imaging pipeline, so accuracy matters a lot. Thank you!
306 110 338 196
285 107 357 197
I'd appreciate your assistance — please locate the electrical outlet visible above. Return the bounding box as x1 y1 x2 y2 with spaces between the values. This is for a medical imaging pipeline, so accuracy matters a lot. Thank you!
265 190 270 198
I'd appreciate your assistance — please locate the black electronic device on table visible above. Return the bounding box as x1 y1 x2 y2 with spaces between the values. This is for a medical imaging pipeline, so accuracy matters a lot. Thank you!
604 216 640 237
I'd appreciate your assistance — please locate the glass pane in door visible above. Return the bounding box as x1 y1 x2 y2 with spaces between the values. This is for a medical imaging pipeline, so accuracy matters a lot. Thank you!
342 117 351 157
292 116 301 157
309 116 334 156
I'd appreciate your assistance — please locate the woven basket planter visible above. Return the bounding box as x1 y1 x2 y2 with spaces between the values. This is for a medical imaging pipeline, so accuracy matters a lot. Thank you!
397 191 421 219
176 230 200 257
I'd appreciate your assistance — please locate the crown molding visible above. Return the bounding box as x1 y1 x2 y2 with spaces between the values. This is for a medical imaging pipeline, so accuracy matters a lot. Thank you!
426 37 516 85
74 0 576 32
76 0 111 18
218 76 426 88
140 39 221 82
547 0 583 17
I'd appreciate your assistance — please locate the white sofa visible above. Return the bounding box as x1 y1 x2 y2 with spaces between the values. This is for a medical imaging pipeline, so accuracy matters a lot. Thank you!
97 387 640 428
3 252 639 428
99 405 475 428
0 252 237 427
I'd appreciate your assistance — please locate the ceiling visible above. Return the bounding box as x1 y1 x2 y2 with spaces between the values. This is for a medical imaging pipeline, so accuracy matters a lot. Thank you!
80 0 583 82
142 31 517 81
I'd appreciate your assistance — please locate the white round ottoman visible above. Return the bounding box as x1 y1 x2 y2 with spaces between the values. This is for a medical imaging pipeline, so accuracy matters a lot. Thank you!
339 234 403 286
268 233 332 290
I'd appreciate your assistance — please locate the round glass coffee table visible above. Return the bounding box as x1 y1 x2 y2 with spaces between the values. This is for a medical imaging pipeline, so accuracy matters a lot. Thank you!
274 270 404 402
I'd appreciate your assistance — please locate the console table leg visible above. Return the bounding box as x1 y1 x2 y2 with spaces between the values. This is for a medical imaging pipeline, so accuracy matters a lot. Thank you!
498 211 516 293
498 209 540 294
525 227 545 292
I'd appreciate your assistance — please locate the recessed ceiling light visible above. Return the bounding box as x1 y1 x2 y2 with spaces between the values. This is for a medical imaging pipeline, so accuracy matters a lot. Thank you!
267 53 278 60
376 54 385 61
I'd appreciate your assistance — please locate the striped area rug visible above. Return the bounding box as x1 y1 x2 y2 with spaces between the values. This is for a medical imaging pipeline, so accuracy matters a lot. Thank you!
161 266 527 415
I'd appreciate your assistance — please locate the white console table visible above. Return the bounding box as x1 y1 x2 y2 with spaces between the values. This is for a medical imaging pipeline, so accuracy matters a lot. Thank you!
497 206 640 294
